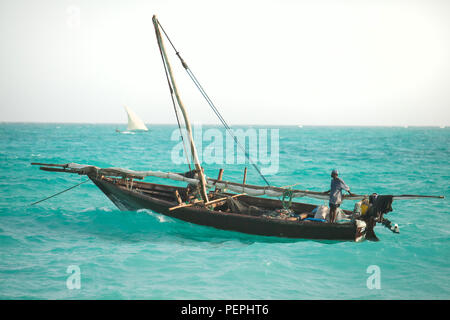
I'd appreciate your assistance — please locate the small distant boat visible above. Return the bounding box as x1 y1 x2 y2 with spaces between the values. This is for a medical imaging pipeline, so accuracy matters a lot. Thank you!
123 106 148 131
440 125 446 129
297 125 303 128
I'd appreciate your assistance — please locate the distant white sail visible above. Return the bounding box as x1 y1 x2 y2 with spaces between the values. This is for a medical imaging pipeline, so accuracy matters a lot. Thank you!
124 106 148 131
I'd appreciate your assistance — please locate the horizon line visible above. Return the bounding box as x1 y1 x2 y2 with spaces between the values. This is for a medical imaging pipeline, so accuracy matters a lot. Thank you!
0 121 448 128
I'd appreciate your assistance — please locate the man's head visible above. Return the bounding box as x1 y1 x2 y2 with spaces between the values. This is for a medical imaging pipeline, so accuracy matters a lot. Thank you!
331 169 339 178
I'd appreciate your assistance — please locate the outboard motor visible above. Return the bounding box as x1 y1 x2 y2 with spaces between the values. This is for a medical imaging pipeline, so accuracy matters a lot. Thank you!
364 195 394 241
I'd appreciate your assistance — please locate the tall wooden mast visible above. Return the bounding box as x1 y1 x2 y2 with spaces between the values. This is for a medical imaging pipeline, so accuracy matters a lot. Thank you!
152 15 209 203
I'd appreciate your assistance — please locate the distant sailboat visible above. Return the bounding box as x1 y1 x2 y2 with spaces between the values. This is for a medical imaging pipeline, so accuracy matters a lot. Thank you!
124 106 148 131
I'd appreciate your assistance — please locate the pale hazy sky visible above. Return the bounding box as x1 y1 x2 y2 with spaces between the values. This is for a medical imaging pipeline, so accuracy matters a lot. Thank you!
1 0 449 126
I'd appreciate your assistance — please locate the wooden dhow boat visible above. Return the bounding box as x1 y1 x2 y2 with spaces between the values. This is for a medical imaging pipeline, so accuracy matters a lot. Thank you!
31 16 443 242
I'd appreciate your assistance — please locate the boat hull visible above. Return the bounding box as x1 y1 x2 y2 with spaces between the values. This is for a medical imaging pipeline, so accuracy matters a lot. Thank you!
90 176 366 241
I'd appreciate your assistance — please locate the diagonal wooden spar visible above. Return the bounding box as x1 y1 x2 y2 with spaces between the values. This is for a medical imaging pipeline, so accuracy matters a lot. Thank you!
152 15 209 203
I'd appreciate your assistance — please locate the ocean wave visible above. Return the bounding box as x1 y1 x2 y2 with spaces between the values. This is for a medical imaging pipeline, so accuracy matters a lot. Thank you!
1 124 449 299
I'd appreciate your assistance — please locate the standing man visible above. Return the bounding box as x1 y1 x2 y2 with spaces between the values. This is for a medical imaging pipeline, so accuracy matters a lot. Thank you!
324 169 355 223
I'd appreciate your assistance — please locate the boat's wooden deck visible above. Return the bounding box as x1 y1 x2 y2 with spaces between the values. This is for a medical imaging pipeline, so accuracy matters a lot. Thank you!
104 177 351 221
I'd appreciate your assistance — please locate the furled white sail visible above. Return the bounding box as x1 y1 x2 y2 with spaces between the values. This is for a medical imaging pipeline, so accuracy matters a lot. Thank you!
124 106 148 131
60 163 443 202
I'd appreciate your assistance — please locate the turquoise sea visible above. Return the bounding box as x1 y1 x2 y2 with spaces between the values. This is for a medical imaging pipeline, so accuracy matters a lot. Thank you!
0 123 449 299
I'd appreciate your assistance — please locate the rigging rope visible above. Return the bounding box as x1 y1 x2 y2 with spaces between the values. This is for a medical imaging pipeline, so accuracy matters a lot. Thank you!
154 24 192 171
157 20 271 187
30 180 89 206
173 101 193 171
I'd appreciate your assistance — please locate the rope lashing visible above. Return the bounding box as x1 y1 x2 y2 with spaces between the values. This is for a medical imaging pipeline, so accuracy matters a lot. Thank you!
281 189 294 210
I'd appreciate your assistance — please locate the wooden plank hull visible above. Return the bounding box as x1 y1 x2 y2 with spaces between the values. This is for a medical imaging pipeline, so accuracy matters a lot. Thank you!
90 176 367 241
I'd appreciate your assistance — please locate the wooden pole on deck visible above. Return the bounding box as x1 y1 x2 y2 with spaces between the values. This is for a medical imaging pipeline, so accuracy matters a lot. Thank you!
242 167 247 193
217 169 224 182
215 169 224 193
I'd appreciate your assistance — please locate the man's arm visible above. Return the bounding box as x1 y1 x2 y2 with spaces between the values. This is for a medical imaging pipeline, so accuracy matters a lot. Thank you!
340 179 350 192
343 182 356 196
339 179 355 196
